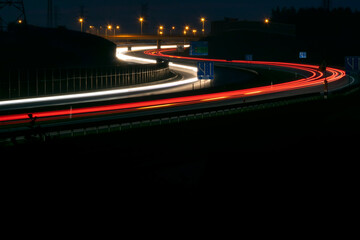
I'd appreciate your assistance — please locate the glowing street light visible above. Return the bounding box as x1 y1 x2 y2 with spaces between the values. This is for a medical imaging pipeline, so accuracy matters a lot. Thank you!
265 18 270 24
184 26 189 36
106 25 112 36
139 17 144 35
158 25 164 35
201 17 205 35
79 18 84 32
89 25 94 34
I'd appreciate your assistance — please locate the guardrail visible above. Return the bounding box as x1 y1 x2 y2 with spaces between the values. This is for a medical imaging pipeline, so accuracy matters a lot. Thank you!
1 75 358 146
0 63 172 100
0 92 324 146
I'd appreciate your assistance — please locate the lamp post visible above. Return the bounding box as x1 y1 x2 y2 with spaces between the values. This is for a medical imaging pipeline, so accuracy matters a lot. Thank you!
184 25 189 35
107 25 112 37
139 17 144 35
89 25 94 34
159 25 164 35
79 18 84 32
201 17 205 35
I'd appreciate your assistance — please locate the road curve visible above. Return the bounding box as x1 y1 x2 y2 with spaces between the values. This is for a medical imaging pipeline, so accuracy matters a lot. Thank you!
0 46 347 125
144 48 346 94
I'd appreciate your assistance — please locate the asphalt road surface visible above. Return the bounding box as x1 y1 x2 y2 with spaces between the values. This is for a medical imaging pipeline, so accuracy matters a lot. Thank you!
0 45 348 131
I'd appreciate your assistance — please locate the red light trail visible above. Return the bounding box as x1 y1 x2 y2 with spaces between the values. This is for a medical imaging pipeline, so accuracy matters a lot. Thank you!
0 48 345 125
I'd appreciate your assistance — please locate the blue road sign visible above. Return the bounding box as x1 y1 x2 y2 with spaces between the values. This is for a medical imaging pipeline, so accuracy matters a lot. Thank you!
345 56 360 74
299 52 307 59
190 41 208 56
197 62 214 79
245 54 253 61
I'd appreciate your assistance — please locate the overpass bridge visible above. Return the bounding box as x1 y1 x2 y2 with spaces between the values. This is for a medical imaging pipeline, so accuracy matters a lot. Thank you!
103 34 201 48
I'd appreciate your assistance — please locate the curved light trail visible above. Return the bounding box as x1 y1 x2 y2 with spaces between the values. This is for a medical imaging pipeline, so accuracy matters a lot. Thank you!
0 46 346 125
0 45 197 108
145 48 345 90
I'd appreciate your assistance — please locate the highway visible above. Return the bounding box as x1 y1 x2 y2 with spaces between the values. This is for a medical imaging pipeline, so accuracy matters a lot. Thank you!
0 45 347 129
0 45 199 111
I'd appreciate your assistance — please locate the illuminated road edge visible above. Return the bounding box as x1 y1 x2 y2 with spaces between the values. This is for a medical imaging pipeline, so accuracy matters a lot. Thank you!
0 45 197 108
145 48 346 91
0 46 346 124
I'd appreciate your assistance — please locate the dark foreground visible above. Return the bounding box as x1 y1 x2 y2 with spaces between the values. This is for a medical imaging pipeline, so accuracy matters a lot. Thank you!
2 87 359 200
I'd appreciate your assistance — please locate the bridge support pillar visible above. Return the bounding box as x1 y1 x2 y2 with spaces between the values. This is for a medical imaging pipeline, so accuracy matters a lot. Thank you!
157 39 162 49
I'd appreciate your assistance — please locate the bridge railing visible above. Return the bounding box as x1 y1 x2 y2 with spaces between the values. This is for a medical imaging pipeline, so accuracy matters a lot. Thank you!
0 63 172 100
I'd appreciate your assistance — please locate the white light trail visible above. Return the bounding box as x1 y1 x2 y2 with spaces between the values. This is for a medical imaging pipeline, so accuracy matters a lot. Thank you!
0 45 197 107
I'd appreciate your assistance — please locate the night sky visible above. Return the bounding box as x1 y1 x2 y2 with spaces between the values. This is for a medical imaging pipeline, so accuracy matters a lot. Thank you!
3 0 360 32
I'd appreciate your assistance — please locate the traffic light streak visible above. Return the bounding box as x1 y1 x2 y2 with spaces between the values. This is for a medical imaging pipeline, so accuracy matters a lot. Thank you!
0 48 345 124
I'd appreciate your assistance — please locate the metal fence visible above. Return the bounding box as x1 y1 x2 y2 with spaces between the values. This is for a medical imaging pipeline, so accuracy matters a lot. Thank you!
0 93 323 146
0 63 171 100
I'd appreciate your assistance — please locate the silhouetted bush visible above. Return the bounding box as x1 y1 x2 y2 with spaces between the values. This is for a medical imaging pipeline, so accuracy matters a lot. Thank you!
0 24 117 68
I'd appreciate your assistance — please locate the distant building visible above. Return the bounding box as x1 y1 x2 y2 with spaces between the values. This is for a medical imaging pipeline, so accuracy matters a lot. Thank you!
211 18 296 37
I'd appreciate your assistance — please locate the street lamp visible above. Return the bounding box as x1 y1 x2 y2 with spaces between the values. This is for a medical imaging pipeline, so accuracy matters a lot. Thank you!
159 25 164 35
184 26 189 36
106 25 112 36
89 25 94 34
139 17 144 35
201 17 205 35
79 18 84 32
265 18 270 24
192 29 197 36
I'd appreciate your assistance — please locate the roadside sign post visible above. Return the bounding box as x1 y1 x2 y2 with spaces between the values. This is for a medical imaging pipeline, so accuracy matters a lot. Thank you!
345 56 360 74
345 56 360 86
190 41 208 56
324 79 329 99
177 45 184 53
197 62 214 80
197 61 214 89
319 61 328 99
299 52 307 59
245 54 253 61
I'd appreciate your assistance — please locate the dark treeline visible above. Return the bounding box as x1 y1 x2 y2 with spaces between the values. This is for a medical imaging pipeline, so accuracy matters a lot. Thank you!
0 23 117 68
207 7 360 65
271 7 360 65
